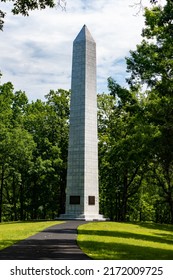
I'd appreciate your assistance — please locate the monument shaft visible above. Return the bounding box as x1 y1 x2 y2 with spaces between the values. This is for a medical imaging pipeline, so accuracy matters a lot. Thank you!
64 25 102 220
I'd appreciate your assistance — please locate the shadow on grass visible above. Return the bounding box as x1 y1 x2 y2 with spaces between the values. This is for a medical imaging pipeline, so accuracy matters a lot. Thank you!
78 229 173 245
78 240 173 260
0 241 16 251
78 222 173 259
137 222 173 232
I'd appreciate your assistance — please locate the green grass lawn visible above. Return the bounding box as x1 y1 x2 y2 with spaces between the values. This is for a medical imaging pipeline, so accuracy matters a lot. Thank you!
0 220 64 250
77 222 173 260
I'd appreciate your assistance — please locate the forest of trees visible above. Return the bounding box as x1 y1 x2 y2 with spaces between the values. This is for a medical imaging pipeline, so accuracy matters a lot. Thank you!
0 0 173 223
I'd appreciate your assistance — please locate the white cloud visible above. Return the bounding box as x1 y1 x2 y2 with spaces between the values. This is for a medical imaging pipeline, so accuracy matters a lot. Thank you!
0 0 166 100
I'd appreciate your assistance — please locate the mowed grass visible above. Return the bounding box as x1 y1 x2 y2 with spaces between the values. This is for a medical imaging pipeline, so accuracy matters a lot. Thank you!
0 220 64 250
77 222 173 260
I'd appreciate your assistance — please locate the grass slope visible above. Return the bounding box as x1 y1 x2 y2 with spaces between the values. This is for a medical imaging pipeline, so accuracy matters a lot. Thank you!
77 222 173 260
0 220 64 250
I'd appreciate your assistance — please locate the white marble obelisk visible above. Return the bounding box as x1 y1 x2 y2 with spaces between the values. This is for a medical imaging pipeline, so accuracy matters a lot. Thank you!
61 25 104 220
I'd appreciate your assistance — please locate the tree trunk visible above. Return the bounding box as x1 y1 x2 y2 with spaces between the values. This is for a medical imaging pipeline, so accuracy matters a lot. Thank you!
168 196 173 224
121 172 128 221
0 165 5 223
12 174 17 221
20 183 24 220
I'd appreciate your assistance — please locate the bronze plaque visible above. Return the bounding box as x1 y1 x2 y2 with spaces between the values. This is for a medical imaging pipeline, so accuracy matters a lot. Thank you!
70 196 80 204
88 196 95 205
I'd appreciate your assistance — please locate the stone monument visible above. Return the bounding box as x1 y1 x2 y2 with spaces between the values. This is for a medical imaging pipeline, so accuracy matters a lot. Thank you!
61 25 104 220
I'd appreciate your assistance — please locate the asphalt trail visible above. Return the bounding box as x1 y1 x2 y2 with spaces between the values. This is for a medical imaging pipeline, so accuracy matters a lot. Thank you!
0 221 91 260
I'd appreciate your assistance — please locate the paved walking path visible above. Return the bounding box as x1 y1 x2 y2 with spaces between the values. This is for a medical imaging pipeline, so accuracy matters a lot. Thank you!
0 221 91 260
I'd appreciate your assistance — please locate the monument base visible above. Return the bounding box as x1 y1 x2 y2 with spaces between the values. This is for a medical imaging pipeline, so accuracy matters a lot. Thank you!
59 213 106 221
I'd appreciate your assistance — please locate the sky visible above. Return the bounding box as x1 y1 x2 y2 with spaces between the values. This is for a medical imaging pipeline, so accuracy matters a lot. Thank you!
0 0 165 101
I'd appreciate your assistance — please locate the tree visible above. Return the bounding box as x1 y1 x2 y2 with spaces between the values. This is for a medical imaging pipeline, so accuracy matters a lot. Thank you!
0 0 159 31
0 80 69 222
45 89 69 215
131 1 159 16
126 0 173 222
98 77 156 221
0 82 35 222
0 0 66 30
23 89 69 219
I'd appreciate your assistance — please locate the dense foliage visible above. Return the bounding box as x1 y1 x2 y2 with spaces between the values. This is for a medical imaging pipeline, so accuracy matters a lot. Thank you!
98 0 173 223
0 0 172 223
0 84 69 222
